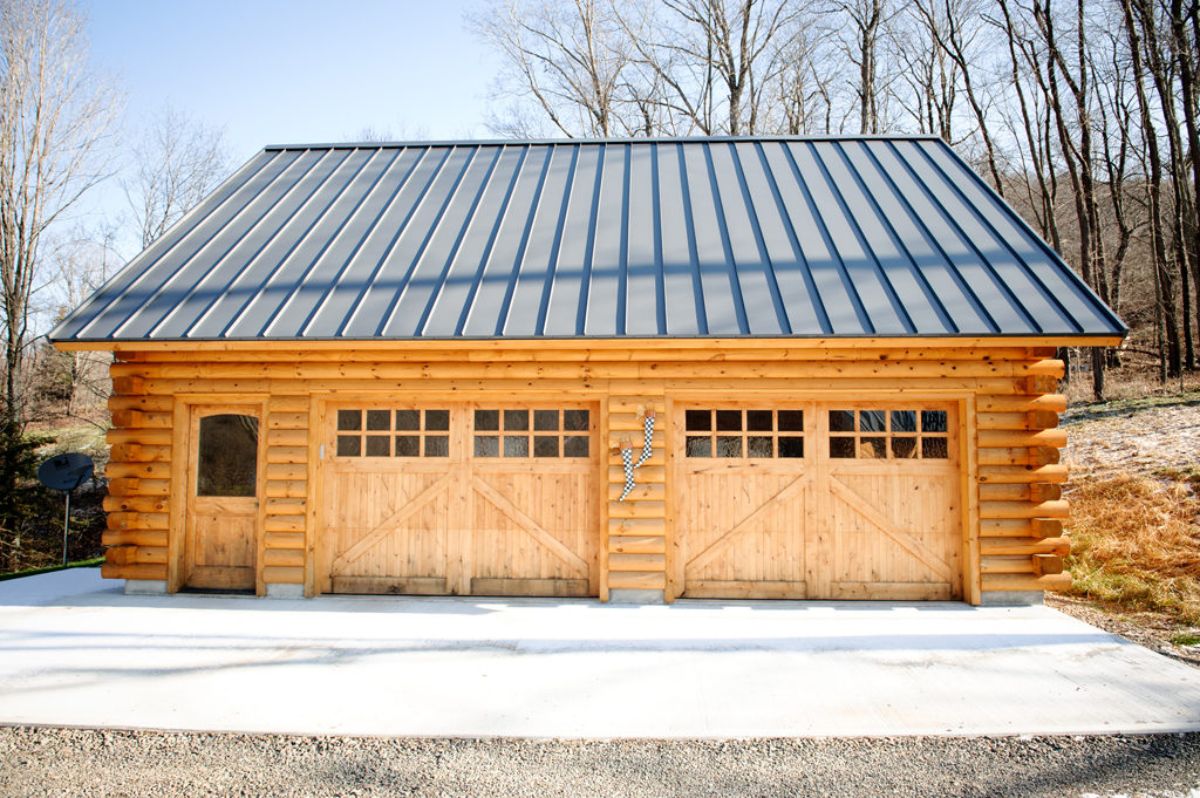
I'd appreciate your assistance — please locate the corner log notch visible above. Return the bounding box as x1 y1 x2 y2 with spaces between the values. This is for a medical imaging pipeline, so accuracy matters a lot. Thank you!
975 353 1073 595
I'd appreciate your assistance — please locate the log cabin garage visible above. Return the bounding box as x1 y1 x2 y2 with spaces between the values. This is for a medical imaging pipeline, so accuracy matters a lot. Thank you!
50 136 1125 604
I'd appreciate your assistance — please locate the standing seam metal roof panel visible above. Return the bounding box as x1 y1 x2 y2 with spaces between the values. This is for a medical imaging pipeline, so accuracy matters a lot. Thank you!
49 136 1126 343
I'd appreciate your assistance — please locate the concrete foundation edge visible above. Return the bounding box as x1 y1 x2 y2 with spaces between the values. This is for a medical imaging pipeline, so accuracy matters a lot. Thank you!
124 579 167 595
265 583 305 599
608 589 665 605
980 590 1044 607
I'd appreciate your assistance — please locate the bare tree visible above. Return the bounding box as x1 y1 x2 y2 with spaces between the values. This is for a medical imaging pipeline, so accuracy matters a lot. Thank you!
1090 17 1138 320
916 0 1005 193
45 226 118 421
124 107 228 250
1135 0 1197 370
833 0 892 133
992 0 1062 247
1019 0 1112 397
613 0 801 135
472 0 636 137
1164 0 1200 369
769 16 834 134
1121 0 1182 378
0 0 117 546
890 0 959 139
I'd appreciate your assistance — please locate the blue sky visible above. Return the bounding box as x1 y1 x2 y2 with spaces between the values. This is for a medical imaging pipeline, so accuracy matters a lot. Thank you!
77 0 500 250
87 0 498 152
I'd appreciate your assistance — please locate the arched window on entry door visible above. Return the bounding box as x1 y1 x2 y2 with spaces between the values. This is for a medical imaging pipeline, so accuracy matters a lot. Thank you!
196 414 258 497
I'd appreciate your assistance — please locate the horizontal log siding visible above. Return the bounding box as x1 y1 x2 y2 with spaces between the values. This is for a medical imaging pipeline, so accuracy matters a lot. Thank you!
262 395 309 592
101 344 1072 601
101 388 172 582
606 394 668 598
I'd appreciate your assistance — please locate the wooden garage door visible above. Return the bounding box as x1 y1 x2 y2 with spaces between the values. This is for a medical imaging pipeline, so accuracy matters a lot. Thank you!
320 404 599 596
672 402 962 600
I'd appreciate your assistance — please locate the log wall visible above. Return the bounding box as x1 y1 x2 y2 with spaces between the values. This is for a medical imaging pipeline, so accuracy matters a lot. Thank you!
95 341 1073 602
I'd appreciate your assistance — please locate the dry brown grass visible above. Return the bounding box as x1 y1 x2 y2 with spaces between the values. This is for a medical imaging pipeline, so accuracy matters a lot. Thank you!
1066 472 1200 624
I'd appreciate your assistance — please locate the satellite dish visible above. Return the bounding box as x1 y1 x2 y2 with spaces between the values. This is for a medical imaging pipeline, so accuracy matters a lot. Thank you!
38 452 94 492
37 453 94 568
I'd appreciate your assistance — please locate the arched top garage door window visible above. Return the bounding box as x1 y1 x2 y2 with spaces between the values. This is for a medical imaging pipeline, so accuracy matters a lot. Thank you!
196 414 258 497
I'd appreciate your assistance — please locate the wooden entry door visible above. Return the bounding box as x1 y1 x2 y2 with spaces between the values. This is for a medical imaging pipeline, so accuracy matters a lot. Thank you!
320 403 599 596
672 402 962 601
184 406 262 591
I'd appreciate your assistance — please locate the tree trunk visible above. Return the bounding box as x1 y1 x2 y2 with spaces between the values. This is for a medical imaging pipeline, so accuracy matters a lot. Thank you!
1122 0 1182 376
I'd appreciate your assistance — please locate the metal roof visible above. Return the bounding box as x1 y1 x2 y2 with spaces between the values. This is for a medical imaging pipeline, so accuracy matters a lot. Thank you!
51 136 1125 343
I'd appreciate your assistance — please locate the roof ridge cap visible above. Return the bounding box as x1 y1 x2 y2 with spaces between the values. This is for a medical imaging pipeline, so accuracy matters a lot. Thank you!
263 134 945 151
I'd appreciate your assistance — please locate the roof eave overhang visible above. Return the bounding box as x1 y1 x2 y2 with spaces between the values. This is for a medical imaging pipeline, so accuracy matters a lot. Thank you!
52 333 1127 353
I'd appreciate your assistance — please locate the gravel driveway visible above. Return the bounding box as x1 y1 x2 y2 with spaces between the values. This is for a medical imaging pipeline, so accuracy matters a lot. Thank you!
2 728 1198 797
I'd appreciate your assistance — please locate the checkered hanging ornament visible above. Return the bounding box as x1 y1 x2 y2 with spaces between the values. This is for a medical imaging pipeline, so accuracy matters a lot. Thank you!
619 411 655 501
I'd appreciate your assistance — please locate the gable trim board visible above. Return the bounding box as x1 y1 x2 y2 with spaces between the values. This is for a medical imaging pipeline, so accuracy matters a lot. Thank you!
55 135 1125 604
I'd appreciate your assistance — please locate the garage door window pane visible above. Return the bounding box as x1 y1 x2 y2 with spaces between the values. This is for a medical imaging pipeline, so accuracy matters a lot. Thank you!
921 411 948 432
859 410 886 432
891 411 917 433
859 437 887 458
778 436 805 458
716 436 742 457
830 437 855 458
197 415 258 497
747 411 773 431
337 408 457 459
922 437 949 458
564 436 589 457
684 408 804 460
825 407 951 461
716 410 742 431
829 410 855 432
777 410 804 431
474 435 499 457
747 436 773 458
473 407 591 459
363 435 388 456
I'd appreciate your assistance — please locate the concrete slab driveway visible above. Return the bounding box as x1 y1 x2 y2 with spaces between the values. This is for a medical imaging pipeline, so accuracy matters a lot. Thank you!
2 569 1199 738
